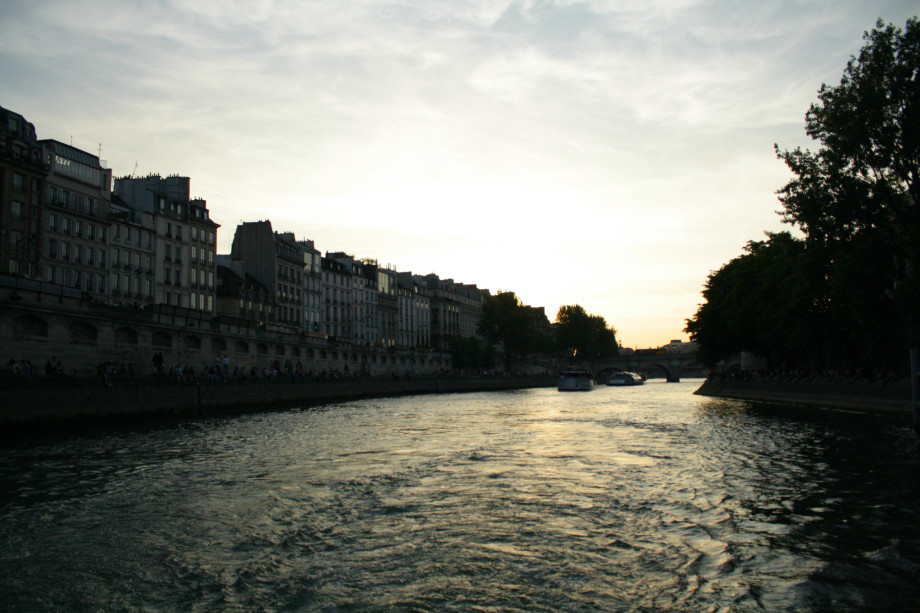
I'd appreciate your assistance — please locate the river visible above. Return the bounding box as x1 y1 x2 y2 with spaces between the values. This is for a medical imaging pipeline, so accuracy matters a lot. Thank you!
1 380 918 611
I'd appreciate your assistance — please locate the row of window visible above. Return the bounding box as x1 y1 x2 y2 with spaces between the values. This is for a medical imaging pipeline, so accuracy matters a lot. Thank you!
48 213 107 242
46 239 107 267
161 267 214 290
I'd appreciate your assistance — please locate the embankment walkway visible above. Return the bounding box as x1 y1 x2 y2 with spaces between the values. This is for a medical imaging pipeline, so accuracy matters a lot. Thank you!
695 376 912 415
0 374 557 429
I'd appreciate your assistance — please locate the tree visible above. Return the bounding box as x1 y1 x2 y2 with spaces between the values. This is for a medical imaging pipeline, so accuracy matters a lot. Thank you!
774 17 920 371
685 232 820 369
554 304 618 361
687 18 920 372
479 291 536 370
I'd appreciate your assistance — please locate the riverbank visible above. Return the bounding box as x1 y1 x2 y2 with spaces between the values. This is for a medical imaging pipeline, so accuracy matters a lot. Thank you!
0 374 558 430
694 376 912 414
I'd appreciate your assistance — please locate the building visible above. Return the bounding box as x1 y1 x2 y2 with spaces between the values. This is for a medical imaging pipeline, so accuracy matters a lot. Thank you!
0 106 46 280
109 194 156 306
40 140 113 300
375 263 398 348
419 274 484 350
229 221 303 332
215 256 272 328
114 175 219 313
322 252 354 340
397 272 430 349
298 239 323 336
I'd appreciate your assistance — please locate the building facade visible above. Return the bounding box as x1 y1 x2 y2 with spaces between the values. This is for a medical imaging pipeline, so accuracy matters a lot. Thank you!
40 140 113 301
1 106 46 281
114 175 219 313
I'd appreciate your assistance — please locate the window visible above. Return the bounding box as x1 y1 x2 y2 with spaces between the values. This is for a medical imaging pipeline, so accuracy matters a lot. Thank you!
11 201 24 218
48 214 57 231
9 260 20 275
9 230 23 248
13 173 26 191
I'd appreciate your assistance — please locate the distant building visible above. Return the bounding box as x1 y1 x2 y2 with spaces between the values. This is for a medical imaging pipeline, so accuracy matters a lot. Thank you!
0 106 46 281
298 239 323 336
40 139 113 301
419 274 484 350
397 272 430 349
109 194 156 305
229 220 303 331
114 174 219 312
215 260 272 328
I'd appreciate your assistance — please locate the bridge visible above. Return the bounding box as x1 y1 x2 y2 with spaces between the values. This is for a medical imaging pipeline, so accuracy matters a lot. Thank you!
588 350 705 383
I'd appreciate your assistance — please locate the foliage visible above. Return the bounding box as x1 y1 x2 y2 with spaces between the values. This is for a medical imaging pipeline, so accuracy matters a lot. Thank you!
554 304 618 360
685 233 820 368
478 291 538 369
449 335 495 371
689 18 919 370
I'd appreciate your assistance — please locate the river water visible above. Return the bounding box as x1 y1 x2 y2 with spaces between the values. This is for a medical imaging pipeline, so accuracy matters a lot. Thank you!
1 380 919 612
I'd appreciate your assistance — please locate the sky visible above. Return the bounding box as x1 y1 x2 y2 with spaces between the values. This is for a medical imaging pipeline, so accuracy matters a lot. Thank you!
1 1 917 348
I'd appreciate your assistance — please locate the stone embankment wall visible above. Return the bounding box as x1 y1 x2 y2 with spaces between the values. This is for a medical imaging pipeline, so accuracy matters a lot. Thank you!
0 375 558 428
695 377 912 414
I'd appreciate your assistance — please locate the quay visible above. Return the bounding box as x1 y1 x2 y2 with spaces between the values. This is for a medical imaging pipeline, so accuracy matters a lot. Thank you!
0 374 557 429
695 375 912 415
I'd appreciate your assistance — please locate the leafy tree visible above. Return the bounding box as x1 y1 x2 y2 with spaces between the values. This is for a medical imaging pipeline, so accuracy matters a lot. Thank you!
554 305 618 361
449 336 495 371
685 232 819 368
776 18 920 341
479 291 536 370
689 18 919 372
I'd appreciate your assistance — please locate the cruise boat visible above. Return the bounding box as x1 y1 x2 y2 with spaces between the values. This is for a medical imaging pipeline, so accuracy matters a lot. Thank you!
557 370 595 391
608 372 645 386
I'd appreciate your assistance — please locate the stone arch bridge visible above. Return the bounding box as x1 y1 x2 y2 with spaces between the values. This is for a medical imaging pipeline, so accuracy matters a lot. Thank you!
590 351 705 383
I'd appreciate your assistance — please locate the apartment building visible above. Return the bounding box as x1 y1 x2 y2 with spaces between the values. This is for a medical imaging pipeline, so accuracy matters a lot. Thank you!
1 106 45 280
420 274 484 350
229 221 303 332
375 263 398 348
322 253 354 340
298 239 323 335
215 257 272 328
397 272 430 349
114 175 219 312
109 194 156 305
40 140 113 300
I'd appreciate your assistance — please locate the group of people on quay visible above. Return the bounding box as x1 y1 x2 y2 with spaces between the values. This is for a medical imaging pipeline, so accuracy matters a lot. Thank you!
4 351 535 386
709 367 908 384
4 356 67 376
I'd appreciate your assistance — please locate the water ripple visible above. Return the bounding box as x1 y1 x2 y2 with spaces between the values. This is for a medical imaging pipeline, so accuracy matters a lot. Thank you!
1 382 919 611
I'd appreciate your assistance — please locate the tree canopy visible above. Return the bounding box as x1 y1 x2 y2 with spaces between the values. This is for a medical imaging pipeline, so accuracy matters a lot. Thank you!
687 18 919 371
555 304 618 360
479 291 539 370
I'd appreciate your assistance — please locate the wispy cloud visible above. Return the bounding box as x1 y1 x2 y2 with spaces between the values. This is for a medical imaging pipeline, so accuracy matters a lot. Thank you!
1 0 916 345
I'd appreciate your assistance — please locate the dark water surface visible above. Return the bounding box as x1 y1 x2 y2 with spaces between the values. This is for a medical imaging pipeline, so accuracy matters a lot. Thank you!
1 380 918 611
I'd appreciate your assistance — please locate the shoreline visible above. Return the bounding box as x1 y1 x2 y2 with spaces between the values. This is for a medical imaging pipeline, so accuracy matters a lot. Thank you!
0 374 558 431
694 376 912 415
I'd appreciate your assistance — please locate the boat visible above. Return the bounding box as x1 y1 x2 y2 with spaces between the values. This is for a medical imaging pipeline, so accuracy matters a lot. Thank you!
608 372 645 386
557 370 595 391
